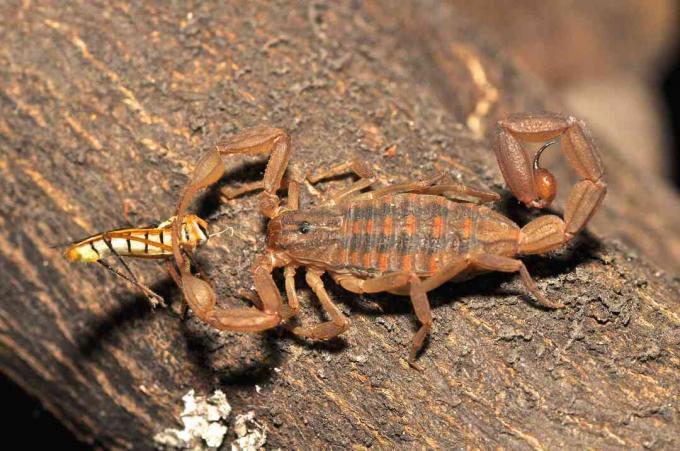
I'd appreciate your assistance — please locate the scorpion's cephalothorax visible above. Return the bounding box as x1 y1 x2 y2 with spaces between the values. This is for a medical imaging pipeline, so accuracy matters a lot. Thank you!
267 207 345 266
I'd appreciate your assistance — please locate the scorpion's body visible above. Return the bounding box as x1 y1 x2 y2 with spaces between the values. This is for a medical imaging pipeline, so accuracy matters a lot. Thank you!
270 194 519 283
172 113 606 367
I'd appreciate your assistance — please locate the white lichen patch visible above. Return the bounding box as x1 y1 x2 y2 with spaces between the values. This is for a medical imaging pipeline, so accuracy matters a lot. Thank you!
231 412 267 451
154 389 232 450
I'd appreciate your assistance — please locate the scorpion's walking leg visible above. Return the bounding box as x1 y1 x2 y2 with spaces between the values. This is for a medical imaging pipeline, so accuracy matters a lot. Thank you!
291 269 350 339
306 158 375 206
307 158 373 184
333 272 411 294
350 174 500 204
470 253 564 308
333 272 436 367
407 275 433 368
222 158 374 204
281 266 300 320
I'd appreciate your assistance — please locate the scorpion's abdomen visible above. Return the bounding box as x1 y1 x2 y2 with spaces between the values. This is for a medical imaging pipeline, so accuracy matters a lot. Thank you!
338 193 513 276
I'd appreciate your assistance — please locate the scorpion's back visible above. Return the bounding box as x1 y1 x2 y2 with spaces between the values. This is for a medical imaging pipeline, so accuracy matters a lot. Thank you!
334 193 519 277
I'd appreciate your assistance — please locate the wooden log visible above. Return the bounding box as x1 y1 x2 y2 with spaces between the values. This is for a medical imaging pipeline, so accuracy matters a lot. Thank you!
0 1 678 448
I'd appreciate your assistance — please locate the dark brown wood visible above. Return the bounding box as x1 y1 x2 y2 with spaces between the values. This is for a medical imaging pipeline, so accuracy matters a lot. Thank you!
1 1 679 449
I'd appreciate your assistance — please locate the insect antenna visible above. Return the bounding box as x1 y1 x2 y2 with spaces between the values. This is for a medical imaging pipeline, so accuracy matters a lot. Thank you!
209 225 234 239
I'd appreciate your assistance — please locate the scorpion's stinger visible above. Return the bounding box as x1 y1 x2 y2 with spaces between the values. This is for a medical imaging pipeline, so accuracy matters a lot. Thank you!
533 139 557 171
531 139 558 206
495 113 607 255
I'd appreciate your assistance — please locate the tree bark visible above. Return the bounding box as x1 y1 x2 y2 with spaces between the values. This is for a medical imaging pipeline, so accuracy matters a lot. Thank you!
1 1 679 449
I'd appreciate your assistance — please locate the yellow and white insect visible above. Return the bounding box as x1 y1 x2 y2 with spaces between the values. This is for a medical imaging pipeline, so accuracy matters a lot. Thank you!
64 215 211 306
64 215 209 263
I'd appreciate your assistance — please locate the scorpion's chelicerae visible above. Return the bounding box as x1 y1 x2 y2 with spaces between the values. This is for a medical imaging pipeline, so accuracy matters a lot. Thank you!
171 113 606 368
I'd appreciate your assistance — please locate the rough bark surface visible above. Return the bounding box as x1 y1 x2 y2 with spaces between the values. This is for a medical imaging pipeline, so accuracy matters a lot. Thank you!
1 1 679 449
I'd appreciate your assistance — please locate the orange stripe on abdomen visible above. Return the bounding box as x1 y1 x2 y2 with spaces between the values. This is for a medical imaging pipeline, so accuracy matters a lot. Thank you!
432 215 443 238
402 254 412 273
405 215 416 235
463 217 472 239
378 253 388 272
383 216 393 235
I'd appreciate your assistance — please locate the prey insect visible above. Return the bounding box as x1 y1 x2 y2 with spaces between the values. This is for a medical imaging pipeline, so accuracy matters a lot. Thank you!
172 113 605 368
64 215 211 307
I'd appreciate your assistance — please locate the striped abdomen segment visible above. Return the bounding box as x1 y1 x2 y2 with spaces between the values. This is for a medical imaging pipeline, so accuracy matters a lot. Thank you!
339 194 474 276
64 215 208 263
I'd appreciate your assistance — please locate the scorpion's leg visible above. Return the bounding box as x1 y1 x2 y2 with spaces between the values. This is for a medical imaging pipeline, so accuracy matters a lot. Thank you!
420 250 561 310
333 272 435 368
349 174 499 204
332 272 411 294
470 253 564 308
307 158 373 184
407 275 433 369
220 180 264 200
347 174 444 203
411 183 500 203
222 158 374 203
495 113 606 236
281 266 300 320
291 269 350 339
306 158 375 206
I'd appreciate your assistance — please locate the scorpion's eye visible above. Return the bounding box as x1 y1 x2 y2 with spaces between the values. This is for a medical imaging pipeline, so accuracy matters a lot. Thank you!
298 221 311 234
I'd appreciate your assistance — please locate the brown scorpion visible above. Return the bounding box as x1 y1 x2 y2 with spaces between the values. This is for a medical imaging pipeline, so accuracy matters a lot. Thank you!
170 113 606 367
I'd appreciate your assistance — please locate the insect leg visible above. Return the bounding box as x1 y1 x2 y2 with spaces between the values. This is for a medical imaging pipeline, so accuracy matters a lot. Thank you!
101 236 165 307
164 260 189 318
97 260 164 307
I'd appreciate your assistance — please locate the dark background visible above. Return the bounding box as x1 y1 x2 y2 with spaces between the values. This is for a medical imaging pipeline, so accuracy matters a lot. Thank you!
664 47 680 190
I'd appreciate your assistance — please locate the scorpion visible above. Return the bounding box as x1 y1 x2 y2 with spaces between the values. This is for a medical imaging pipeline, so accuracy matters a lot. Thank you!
170 113 606 368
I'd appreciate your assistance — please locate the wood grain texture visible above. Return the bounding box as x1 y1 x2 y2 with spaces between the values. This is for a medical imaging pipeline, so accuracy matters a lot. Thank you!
1 1 679 449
